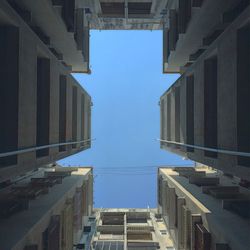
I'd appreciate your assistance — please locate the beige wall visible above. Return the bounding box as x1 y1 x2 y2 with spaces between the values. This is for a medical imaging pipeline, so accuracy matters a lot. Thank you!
160 6 250 181
0 1 92 180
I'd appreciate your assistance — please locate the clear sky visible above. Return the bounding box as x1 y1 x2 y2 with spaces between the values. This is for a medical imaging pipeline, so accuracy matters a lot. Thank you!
58 30 192 208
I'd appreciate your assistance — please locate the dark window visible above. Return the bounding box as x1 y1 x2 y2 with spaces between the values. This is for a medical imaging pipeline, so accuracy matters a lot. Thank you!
178 0 192 34
186 75 194 152
43 216 60 250
23 246 38 250
192 0 204 7
237 24 250 166
62 0 75 32
128 2 152 15
59 75 67 152
222 0 250 24
127 218 147 223
175 194 178 227
100 2 125 17
169 10 178 51
163 28 170 64
81 94 85 146
161 99 165 141
36 58 50 158
0 26 19 167
167 94 171 141
87 100 91 142
72 86 77 148
194 224 211 250
158 176 163 206
204 57 218 158
175 87 181 143
83 226 91 232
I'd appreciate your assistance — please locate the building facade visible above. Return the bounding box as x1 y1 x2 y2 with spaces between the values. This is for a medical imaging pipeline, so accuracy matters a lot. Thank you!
0 0 92 181
160 0 250 181
91 208 175 250
158 166 250 250
0 165 93 250
80 0 168 30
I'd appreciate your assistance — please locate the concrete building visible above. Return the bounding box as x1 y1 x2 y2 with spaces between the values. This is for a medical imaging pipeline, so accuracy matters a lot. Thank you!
160 0 250 181
0 0 92 181
158 166 250 250
0 165 93 250
80 0 169 30
91 208 175 250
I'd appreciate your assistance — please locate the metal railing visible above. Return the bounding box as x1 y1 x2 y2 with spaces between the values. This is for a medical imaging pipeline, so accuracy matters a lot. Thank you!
0 139 95 158
157 139 250 157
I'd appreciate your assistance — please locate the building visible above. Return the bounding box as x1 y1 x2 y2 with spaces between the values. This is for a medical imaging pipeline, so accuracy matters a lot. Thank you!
160 0 250 181
0 165 93 250
158 166 250 250
0 0 92 181
80 0 168 30
91 208 175 250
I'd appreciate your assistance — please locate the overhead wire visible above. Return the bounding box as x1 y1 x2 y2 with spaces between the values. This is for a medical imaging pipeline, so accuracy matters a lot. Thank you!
60 163 194 176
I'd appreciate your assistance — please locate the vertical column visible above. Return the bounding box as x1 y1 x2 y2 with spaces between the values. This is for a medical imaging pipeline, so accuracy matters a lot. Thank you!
161 181 167 215
183 206 191 250
217 27 237 173
59 75 67 151
186 75 194 152
177 197 186 249
72 86 78 148
204 57 218 158
169 187 176 229
0 26 19 167
36 58 50 157
237 24 250 166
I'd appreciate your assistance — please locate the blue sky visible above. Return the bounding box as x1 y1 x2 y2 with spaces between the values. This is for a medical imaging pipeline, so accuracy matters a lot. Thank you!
58 30 192 208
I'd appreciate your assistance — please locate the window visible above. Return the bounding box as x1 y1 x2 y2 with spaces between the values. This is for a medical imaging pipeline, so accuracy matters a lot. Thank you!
237 24 250 166
175 86 181 143
178 0 192 34
59 75 67 152
81 94 85 146
186 75 194 152
161 99 165 142
72 86 77 148
167 93 171 141
0 26 19 167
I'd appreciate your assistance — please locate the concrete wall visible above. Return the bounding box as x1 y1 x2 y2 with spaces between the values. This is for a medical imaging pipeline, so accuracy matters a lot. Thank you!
0 1 92 180
8 168 94 250
160 5 250 181
164 0 239 73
